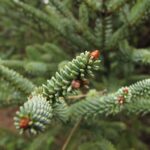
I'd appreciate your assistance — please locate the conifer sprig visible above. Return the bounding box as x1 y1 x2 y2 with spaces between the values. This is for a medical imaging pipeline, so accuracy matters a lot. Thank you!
69 79 150 120
0 65 35 95
125 99 150 116
14 95 53 135
14 50 101 134
13 50 150 135
42 50 100 103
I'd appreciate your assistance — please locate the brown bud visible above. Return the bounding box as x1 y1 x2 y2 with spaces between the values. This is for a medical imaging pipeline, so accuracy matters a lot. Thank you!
123 87 129 94
71 80 81 89
19 117 30 129
90 50 100 59
117 96 125 105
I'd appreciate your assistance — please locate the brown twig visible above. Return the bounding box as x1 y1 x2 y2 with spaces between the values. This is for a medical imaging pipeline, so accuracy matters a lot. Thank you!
61 89 107 149
61 119 82 150
67 94 87 100
67 89 108 101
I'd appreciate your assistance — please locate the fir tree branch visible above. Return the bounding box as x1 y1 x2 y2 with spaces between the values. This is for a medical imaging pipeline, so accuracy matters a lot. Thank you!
0 65 35 95
0 59 57 75
127 0 150 26
119 40 150 65
12 0 90 49
129 79 150 100
42 51 100 103
109 0 150 49
69 79 150 120
107 0 129 12
52 98 69 122
14 50 101 134
84 0 103 11
0 83 25 108
132 49 150 65
46 0 97 48
14 95 53 135
0 59 25 70
125 99 150 116
13 49 150 135
108 25 128 49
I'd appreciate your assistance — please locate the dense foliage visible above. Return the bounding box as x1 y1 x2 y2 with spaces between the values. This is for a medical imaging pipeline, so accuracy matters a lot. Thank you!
0 0 150 150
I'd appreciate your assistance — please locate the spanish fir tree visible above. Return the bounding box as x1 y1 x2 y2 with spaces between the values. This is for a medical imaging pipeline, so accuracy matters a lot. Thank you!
0 0 150 149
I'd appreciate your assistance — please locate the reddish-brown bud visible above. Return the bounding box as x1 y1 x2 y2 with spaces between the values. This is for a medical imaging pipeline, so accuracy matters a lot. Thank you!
90 50 100 59
71 80 81 89
117 96 125 105
123 87 129 94
19 117 30 129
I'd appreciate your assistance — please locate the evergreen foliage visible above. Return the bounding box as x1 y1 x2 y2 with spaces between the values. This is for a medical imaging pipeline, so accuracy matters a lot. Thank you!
14 95 53 135
0 0 150 149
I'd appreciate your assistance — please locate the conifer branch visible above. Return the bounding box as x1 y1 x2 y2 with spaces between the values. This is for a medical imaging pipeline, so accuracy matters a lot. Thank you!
13 50 150 135
14 95 53 135
49 0 97 47
69 79 150 120
12 0 90 49
0 59 57 75
109 0 150 49
119 40 150 65
14 50 101 134
1 0 150 148
132 49 150 65
0 65 35 95
125 99 150 116
107 0 129 12
127 0 150 26
42 51 100 103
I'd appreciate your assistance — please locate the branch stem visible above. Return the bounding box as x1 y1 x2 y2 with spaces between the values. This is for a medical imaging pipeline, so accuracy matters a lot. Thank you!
61 119 82 150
